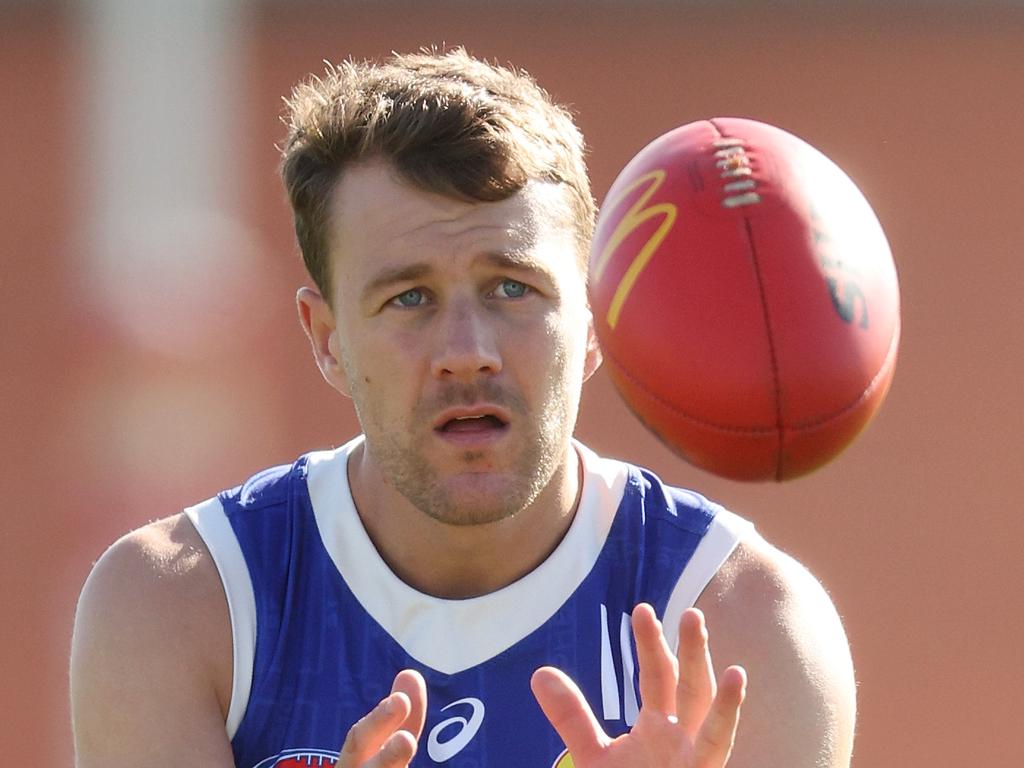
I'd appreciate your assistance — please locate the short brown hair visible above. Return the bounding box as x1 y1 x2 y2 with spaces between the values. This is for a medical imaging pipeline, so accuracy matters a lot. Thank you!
280 47 595 297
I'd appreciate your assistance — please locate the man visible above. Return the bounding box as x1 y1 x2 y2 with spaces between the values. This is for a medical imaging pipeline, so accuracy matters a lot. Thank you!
71 49 855 768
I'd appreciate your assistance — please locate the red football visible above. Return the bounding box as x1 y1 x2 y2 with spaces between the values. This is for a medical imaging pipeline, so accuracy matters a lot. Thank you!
589 118 900 481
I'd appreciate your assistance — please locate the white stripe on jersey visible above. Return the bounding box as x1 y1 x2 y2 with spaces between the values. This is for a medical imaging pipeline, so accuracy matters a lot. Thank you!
661 506 753 652
184 495 257 739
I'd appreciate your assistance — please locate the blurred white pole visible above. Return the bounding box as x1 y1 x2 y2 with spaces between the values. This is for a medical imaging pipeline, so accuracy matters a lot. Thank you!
76 0 280 502
82 0 255 356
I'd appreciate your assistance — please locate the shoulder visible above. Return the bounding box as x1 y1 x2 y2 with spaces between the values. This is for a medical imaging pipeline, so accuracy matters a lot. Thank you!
71 514 233 757
695 530 856 768
77 513 228 626
702 527 834 607
73 513 232 687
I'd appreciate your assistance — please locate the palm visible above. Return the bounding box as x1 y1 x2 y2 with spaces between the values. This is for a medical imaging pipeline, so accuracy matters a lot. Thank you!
604 708 699 767
532 604 746 768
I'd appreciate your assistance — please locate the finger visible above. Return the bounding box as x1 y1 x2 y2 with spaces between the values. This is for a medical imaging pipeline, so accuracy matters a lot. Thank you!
391 669 427 740
364 729 418 768
693 666 747 768
531 666 610 765
338 691 412 767
675 608 716 735
632 603 678 715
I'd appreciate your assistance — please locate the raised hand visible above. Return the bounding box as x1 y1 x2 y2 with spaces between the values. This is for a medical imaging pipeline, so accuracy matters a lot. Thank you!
337 669 428 768
531 604 746 768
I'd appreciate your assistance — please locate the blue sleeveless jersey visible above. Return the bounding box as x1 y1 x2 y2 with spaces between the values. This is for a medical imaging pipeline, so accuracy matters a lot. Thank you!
185 437 751 768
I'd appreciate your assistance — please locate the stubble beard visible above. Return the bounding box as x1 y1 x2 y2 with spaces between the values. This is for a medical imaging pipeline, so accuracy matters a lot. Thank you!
352 377 578 527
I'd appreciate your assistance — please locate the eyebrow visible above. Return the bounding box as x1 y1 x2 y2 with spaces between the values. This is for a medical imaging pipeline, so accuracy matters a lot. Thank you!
359 250 559 304
480 250 547 272
361 263 434 303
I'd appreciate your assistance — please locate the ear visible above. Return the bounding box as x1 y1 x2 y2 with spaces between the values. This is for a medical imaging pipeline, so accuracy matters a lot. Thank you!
296 287 351 398
582 308 603 383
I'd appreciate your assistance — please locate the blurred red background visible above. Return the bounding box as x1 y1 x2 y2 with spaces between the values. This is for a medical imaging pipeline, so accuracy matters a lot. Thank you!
2 3 1022 766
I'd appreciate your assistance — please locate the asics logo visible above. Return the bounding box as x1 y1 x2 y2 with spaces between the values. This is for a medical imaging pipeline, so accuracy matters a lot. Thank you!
426 697 485 762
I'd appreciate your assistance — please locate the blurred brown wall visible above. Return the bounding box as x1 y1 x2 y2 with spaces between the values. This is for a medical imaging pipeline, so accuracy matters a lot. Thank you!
3 3 1022 766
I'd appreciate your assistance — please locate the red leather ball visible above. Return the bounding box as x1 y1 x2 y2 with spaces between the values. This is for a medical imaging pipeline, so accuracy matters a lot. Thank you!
589 118 900 481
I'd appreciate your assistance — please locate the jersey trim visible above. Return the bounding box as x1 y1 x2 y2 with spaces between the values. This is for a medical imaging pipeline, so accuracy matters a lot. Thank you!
184 495 257 739
307 436 630 675
661 506 754 651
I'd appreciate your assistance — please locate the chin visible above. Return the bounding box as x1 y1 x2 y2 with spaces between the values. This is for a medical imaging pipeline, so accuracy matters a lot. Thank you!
419 474 537 527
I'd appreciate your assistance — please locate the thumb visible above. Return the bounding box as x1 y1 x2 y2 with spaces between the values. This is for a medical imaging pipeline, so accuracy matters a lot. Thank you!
531 666 609 766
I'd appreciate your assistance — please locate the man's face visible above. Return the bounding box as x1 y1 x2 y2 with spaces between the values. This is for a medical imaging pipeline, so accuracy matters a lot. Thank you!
310 159 600 525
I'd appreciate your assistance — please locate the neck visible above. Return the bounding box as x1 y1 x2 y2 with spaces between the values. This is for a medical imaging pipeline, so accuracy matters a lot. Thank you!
348 442 583 599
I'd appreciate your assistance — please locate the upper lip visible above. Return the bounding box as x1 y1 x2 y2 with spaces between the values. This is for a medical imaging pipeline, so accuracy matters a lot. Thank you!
432 405 512 431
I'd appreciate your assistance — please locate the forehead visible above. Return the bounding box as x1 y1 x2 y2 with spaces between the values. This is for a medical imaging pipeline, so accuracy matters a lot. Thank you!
326 159 580 294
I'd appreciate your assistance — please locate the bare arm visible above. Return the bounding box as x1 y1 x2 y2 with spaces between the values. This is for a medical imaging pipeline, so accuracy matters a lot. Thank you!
696 533 857 768
70 514 236 766
70 514 429 768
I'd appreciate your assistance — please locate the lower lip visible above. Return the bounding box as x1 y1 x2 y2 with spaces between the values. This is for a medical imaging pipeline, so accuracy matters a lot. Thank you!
434 423 510 447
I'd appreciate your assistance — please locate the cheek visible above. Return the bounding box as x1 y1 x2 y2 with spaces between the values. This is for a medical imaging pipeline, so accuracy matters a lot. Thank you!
344 328 427 403
542 310 587 370
521 316 583 407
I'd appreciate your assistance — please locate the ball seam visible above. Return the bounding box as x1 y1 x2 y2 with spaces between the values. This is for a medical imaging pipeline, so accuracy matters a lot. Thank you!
709 118 787 479
741 216 786 479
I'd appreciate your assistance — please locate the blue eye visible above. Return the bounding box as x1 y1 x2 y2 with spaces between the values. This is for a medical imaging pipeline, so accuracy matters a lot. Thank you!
495 279 529 299
393 288 425 307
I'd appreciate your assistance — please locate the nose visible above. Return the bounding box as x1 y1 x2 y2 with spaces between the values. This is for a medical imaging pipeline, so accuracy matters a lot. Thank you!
430 300 502 381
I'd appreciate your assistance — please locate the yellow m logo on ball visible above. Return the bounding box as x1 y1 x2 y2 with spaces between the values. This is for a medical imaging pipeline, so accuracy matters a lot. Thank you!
591 169 678 329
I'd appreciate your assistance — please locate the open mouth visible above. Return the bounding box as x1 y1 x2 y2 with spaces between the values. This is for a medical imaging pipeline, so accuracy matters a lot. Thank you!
437 414 508 433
